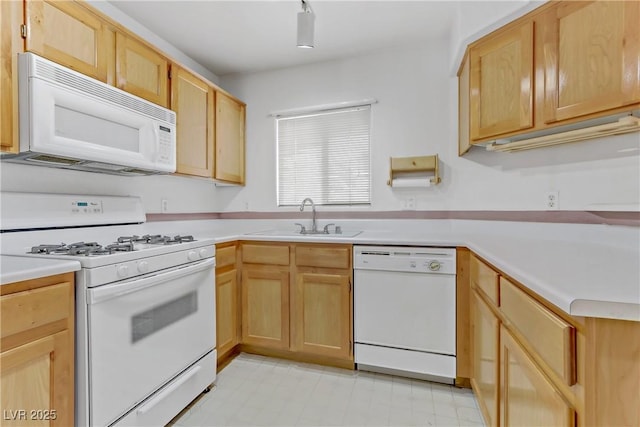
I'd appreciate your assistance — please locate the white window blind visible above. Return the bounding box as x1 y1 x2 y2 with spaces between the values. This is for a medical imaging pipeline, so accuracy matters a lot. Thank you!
277 105 371 206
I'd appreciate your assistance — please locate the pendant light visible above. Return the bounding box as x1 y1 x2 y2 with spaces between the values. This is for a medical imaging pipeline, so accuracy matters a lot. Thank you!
297 0 315 48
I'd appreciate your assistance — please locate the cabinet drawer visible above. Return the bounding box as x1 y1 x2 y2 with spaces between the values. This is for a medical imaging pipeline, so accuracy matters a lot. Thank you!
470 255 499 305
1 282 71 338
216 245 236 269
500 277 576 386
242 244 290 265
295 245 350 269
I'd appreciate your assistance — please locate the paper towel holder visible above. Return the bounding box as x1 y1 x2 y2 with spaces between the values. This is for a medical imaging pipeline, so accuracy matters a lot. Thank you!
387 154 441 187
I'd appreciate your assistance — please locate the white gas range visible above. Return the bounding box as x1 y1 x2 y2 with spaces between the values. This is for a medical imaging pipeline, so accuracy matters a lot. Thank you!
1 192 217 427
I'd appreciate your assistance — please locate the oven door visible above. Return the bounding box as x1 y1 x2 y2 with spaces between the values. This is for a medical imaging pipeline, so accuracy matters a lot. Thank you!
86 257 215 427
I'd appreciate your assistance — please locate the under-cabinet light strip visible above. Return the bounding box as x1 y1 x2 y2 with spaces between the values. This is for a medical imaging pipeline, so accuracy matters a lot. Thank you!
486 116 640 153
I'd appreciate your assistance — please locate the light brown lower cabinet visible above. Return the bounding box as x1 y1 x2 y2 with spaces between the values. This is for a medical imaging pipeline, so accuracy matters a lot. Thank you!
292 270 351 359
235 242 353 367
471 291 500 427
0 273 75 427
216 268 238 358
241 265 290 350
500 325 575 427
216 243 240 363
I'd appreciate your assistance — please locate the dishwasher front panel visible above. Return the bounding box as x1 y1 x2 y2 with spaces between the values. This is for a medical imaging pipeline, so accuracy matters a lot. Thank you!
354 269 456 355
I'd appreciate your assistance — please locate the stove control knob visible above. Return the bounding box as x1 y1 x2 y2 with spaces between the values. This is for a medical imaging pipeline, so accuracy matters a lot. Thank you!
188 250 198 261
137 261 149 273
117 265 129 278
199 249 208 258
428 261 441 271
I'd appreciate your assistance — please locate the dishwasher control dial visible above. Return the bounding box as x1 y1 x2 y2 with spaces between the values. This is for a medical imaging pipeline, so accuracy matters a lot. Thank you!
428 261 441 271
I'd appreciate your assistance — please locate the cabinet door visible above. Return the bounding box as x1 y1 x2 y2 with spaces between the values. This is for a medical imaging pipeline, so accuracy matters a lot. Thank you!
472 292 500 427
241 266 289 349
215 92 245 184
172 66 215 177
216 269 238 360
1 0 22 153
543 1 640 123
293 271 352 360
500 326 575 427
469 21 534 141
1 331 73 427
25 0 110 82
115 32 169 107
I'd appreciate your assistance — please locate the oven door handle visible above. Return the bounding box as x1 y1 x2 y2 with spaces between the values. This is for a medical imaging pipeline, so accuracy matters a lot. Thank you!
88 257 215 304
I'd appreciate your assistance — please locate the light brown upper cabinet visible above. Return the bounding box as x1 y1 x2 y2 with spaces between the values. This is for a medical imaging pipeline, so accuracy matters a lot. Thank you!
7 0 247 182
458 52 471 156
542 1 640 123
1 0 22 153
469 20 534 141
215 92 246 185
115 32 169 108
171 65 215 177
24 0 111 82
458 0 640 154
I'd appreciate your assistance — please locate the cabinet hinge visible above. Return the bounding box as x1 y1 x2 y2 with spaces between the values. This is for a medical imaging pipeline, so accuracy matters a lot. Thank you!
167 68 172 79
20 24 28 39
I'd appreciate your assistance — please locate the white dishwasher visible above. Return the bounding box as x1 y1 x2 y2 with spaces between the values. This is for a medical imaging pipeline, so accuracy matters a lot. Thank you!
353 245 456 383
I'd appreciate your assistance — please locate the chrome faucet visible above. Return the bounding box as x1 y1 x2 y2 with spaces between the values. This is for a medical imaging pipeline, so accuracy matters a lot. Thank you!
299 198 317 232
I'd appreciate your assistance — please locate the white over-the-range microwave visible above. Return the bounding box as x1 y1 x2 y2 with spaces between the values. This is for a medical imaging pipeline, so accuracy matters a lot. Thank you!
2 52 176 176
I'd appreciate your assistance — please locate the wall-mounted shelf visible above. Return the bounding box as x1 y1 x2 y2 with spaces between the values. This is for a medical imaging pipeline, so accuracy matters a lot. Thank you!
387 155 440 187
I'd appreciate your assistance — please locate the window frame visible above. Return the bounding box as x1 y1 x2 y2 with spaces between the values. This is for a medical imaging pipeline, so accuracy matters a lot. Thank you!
275 104 372 208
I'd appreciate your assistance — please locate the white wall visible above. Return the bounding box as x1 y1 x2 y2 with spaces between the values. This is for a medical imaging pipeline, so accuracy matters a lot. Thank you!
220 40 640 212
0 162 221 213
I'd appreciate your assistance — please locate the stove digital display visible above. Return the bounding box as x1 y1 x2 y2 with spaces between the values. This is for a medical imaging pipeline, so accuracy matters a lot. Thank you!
77 202 88 207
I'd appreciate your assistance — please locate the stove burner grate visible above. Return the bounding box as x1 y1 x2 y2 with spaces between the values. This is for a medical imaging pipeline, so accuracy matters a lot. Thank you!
116 234 196 245
28 234 197 257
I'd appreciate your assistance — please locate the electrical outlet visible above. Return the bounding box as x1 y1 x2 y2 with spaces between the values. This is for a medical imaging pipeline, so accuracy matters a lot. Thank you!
406 196 416 210
161 199 169 213
545 191 559 210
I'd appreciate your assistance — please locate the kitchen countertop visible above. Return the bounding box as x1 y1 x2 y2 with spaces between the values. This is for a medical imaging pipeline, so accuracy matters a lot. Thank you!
1 255 81 285
206 228 640 322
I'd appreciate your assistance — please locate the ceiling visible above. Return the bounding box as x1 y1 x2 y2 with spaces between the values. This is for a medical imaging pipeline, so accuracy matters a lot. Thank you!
107 1 459 77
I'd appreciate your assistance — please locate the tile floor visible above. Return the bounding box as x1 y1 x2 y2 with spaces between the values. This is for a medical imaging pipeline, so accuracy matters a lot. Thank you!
171 353 484 427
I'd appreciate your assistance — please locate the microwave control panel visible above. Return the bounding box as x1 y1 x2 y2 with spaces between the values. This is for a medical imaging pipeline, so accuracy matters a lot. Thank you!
157 125 174 165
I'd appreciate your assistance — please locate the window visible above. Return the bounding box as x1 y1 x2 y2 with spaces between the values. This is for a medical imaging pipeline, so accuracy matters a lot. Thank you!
277 105 371 206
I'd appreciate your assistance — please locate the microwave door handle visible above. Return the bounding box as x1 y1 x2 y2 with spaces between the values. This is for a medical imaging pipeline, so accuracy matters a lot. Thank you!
88 257 215 305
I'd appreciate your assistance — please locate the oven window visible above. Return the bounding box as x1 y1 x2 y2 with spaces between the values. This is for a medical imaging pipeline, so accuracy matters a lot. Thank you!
131 292 197 343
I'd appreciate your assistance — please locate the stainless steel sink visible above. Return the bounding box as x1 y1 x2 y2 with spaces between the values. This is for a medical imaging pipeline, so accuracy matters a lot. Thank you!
246 229 362 238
